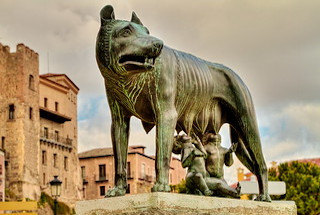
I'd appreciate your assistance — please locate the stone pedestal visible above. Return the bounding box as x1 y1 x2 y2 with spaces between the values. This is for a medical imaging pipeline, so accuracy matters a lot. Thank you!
75 192 296 215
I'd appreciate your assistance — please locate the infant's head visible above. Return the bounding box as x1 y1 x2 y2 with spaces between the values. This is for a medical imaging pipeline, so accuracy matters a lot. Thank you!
172 134 193 154
206 133 221 144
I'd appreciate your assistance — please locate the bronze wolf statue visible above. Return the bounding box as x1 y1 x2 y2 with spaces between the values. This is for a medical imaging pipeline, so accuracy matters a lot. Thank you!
96 5 271 201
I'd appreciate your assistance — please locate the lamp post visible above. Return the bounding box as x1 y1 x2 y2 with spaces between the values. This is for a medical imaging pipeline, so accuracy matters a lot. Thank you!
50 176 62 215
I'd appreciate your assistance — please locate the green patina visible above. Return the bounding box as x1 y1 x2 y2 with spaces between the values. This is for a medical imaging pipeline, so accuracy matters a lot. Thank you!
96 5 271 201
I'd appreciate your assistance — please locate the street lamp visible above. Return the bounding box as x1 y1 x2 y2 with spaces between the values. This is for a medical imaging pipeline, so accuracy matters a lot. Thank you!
50 176 62 215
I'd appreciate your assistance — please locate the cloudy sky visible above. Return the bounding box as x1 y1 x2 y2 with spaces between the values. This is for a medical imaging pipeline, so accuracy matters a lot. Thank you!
1 0 319 182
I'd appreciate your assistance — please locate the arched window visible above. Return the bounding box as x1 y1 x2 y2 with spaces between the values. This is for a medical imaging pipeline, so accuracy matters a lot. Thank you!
29 75 34 90
9 104 15 120
55 102 59 112
44 98 48 108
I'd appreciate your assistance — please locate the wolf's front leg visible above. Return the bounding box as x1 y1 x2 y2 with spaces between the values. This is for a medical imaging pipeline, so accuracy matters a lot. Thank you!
105 101 131 197
152 109 177 192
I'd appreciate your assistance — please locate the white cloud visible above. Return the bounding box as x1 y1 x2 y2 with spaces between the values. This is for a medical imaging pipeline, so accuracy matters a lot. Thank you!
259 103 320 163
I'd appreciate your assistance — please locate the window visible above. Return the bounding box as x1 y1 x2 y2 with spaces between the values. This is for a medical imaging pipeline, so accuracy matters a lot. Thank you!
99 164 106 180
42 150 47 165
44 98 48 108
44 127 49 138
9 104 15 120
29 74 34 90
127 162 131 178
55 102 59 112
141 163 146 179
66 135 71 145
54 130 59 142
29 107 33 120
64 156 68 171
53 154 57 168
81 166 86 180
1 137 5 149
43 173 46 186
82 187 86 199
100 186 105 196
126 184 130 194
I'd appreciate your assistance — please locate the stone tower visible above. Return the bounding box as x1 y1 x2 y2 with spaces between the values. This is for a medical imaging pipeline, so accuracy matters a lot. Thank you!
0 43 40 200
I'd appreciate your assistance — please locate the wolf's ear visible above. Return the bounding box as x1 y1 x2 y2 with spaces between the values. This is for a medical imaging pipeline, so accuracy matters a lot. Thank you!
100 5 115 25
131 12 143 26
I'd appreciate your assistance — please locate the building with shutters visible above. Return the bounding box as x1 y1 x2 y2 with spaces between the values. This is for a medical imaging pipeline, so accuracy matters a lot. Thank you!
79 145 186 200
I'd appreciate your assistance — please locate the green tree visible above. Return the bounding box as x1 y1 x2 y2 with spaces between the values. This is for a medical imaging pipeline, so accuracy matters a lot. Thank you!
268 161 320 215
171 179 187 193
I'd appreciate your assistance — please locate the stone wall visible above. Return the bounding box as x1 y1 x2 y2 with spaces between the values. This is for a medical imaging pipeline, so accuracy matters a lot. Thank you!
0 43 40 200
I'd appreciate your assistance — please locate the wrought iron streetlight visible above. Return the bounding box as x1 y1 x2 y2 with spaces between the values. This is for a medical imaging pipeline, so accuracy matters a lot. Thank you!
50 176 62 215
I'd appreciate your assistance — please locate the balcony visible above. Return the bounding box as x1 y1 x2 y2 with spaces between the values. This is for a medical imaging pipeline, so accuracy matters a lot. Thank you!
138 174 154 182
40 131 73 149
127 171 134 180
40 107 71 123
82 177 88 184
95 174 109 182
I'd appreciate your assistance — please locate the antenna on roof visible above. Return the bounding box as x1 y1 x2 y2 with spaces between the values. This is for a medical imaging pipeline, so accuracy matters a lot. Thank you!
47 52 50 73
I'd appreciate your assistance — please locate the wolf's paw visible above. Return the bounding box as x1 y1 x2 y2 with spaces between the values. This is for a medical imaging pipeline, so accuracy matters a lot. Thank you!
236 182 241 195
255 193 272 202
105 186 126 198
204 189 213 196
151 182 171 192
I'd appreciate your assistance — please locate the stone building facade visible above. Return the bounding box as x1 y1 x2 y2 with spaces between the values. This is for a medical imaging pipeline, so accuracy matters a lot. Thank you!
0 43 41 200
0 42 81 205
0 149 4 201
39 73 82 205
79 146 186 200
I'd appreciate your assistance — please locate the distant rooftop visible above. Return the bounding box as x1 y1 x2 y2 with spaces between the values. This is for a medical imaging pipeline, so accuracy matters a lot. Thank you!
293 158 320 166
78 145 148 159
40 73 79 91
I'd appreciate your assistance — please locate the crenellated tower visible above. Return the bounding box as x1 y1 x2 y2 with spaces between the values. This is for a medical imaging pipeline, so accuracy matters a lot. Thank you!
0 43 40 200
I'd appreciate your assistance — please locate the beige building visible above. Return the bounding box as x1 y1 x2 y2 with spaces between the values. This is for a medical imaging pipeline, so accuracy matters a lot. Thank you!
39 73 81 204
79 146 186 200
0 42 81 205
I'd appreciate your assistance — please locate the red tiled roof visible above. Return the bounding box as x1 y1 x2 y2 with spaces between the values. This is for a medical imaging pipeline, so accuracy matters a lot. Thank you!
40 73 79 90
295 158 320 166
40 75 69 90
245 172 253 177
79 146 149 158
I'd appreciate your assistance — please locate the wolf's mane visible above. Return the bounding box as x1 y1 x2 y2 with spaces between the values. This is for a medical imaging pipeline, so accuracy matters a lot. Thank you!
97 20 128 75
97 20 116 70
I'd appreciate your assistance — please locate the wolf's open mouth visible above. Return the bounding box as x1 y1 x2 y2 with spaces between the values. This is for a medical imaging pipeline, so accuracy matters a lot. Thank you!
118 55 156 70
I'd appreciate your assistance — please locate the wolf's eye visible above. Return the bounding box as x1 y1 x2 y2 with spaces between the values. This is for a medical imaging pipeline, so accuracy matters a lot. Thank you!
120 29 132 37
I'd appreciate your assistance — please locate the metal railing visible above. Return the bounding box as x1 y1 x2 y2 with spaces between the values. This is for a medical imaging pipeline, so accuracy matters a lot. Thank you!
94 174 109 182
127 171 155 182
40 130 72 146
139 174 154 182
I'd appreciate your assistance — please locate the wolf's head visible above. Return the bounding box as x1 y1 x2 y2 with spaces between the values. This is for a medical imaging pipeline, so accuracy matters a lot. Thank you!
96 5 163 75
